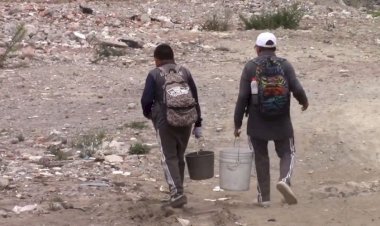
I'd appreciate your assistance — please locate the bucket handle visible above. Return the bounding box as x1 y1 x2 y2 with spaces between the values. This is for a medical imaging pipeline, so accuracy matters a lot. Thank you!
195 137 206 155
228 137 241 169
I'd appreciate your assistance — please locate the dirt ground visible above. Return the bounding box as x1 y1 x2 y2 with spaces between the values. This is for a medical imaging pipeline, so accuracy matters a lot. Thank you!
1 1 380 226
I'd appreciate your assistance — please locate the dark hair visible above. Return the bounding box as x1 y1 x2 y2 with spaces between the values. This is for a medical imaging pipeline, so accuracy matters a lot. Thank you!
154 43 174 60
257 46 277 52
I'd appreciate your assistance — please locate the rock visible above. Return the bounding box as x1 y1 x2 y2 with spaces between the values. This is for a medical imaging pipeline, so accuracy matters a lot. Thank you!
79 5 93 14
24 24 38 38
0 178 9 189
216 127 223 132
128 103 137 109
10 139 19 144
104 155 123 163
141 14 151 23
118 39 143 49
20 46 35 59
163 21 175 28
0 209 8 218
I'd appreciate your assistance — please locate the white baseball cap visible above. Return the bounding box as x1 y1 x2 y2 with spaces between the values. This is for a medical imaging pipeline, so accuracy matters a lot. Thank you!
255 32 277 48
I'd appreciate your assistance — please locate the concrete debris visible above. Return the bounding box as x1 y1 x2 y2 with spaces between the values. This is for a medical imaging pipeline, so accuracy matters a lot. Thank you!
12 204 38 214
104 154 123 163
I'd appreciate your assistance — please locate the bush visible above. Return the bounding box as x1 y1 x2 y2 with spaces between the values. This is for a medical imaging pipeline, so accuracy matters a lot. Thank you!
202 10 232 31
240 3 304 30
125 121 148 130
371 10 380 17
0 23 27 68
71 130 106 158
129 143 151 155
343 0 376 8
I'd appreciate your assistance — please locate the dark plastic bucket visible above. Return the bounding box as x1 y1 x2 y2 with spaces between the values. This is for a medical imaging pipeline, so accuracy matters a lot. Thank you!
185 151 214 180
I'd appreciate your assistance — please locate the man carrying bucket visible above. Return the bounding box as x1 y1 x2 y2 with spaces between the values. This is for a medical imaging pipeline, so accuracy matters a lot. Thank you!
233 32 308 207
141 44 203 208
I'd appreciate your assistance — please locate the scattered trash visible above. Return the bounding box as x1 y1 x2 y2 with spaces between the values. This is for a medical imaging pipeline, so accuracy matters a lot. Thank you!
235 222 247 226
12 204 38 214
177 217 191 226
213 186 224 192
112 171 131 176
73 31 86 40
80 182 110 187
144 178 157 182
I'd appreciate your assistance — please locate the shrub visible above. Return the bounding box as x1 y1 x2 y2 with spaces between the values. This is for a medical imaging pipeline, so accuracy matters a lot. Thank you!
240 3 304 30
125 121 148 130
71 130 106 158
0 23 27 68
343 0 376 8
371 10 380 17
202 10 232 31
129 143 151 155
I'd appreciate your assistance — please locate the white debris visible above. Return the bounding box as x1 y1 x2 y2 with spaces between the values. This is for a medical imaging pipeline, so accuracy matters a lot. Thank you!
112 171 131 176
213 186 224 192
12 204 38 214
73 31 86 40
177 217 190 226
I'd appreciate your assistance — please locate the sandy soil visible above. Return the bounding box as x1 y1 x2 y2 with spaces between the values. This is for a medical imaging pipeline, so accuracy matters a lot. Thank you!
1 1 380 225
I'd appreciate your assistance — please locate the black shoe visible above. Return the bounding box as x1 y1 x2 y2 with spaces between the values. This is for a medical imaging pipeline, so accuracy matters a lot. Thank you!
170 194 187 208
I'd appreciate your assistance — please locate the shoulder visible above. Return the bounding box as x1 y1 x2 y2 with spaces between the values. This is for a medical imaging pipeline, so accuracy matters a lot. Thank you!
148 68 162 80
276 57 294 70
178 65 190 74
244 59 258 72
177 65 193 80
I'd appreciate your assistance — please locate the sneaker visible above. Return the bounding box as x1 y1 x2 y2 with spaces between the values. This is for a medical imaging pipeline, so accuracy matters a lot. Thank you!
170 194 187 208
276 181 297 205
160 195 171 203
256 201 271 208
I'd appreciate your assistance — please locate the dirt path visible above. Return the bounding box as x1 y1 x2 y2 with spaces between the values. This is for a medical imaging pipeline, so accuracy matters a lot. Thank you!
1 1 380 225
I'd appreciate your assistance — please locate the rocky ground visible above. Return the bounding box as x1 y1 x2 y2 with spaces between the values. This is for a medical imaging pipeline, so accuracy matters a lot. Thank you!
1 0 380 226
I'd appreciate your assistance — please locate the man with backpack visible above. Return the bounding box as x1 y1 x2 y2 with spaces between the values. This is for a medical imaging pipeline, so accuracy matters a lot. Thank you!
141 44 202 208
234 32 308 207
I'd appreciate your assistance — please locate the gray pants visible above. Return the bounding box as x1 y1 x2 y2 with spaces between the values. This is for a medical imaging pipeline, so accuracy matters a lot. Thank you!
157 125 192 196
249 137 296 202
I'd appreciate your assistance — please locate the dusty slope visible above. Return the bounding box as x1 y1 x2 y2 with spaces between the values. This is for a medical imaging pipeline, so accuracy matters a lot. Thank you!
1 1 380 226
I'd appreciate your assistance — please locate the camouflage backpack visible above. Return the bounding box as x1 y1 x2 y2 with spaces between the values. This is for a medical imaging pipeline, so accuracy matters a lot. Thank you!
255 57 290 119
160 66 198 127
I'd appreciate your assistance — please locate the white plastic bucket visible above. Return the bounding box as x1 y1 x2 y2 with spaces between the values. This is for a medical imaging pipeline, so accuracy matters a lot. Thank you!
219 150 253 191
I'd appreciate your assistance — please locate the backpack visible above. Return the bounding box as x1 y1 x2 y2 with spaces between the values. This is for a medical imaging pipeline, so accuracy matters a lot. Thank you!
255 57 290 119
160 65 198 127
